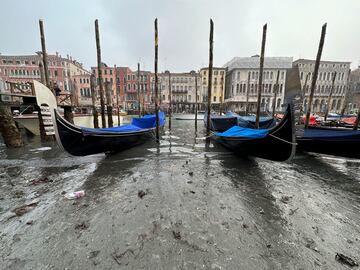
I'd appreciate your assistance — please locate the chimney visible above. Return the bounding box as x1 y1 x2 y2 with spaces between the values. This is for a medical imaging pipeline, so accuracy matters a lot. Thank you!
56 52 59 57
67 54 69 60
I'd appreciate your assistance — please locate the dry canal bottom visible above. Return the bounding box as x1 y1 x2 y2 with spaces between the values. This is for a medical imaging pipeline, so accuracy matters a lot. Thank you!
0 119 359 269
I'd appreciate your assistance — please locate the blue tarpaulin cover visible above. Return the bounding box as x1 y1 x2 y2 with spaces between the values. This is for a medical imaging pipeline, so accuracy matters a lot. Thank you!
81 112 165 133
215 126 270 138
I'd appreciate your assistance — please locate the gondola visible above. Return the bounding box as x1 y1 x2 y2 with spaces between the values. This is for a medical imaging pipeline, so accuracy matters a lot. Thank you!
208 104 296 162
297 126 360 159
33 80 165 156
204 111 276 132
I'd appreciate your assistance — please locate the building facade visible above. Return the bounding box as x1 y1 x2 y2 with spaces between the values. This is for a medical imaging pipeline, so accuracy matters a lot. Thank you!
200 67 226 110
91 65 155 111
293 59 351 114
349 67 360 113
223 56 293 113
0 52 91 106
159 70 202 112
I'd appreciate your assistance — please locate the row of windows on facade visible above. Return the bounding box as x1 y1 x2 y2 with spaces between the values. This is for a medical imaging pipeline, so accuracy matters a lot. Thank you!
3 68 81 78
1 59 85 72
80 88 91 97
162 94 201 102
166 77 197 83
303 84 346 95
202 77 224 85
233 70 285 81
76 78 90 84
161 84 199 91
303 98 343 112
230 98 282 110
298 63 348 69
201 85 223 94
201 70 225 76
92 69 149 81
2 59 65 67
231 83 284 95
300 71 346 81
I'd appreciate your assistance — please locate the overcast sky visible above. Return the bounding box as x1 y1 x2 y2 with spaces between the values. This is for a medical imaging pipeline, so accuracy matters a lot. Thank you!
1 0 359 72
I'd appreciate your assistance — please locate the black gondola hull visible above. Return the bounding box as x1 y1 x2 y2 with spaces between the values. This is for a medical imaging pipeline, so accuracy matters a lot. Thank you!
297 126 360 159
211 105 296 162
55 111 155 156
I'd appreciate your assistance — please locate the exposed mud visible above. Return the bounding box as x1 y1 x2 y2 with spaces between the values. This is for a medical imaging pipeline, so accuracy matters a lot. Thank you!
0 119 359 269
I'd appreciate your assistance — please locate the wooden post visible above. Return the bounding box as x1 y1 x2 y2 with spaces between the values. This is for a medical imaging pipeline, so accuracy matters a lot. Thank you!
63 107 74 124
137 63 141 117
302 72 310 113
272 70 280 117
340 69 352 116
90 74 99 128
0 103 23 147
219 74 224 115
168 72 172 130
105 81 113 127
255 24 267 129
353 110 360 130
39 19 51 90
114 65 120 126
154 18 160 142
305 23 327 128
39 62 45 84
195 72 198 130
245 72 251 115
206 19 214 137
95 19 106 128
324 71 337 122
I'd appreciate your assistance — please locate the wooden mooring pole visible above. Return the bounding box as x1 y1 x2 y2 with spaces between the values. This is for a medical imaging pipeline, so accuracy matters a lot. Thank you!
354 110 360 130
324 71 337 122
38 19 55 141
272 70 280 117
105 81 113 127
0 103 24 148
154 18 160 142
39 19 51 90
305 23 327 128
95 19 106 128
301 72 310 114
90 74 99 128
39 62 45 84
245 71 251 115
137 63 141 117
194 71 198 131
114 65 120 126
255 24 267 129
168 71 172 130
206 19 214 137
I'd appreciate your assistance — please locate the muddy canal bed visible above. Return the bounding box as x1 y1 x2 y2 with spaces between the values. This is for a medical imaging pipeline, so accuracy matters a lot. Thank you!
1 120 360 269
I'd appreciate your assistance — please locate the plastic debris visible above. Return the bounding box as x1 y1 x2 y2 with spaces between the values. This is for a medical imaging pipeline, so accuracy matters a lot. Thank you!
65 190 85 200
335 253 358 267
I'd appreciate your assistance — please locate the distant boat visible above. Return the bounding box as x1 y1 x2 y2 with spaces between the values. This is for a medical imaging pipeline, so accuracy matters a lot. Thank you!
33 80 165 156
209 104 296 162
